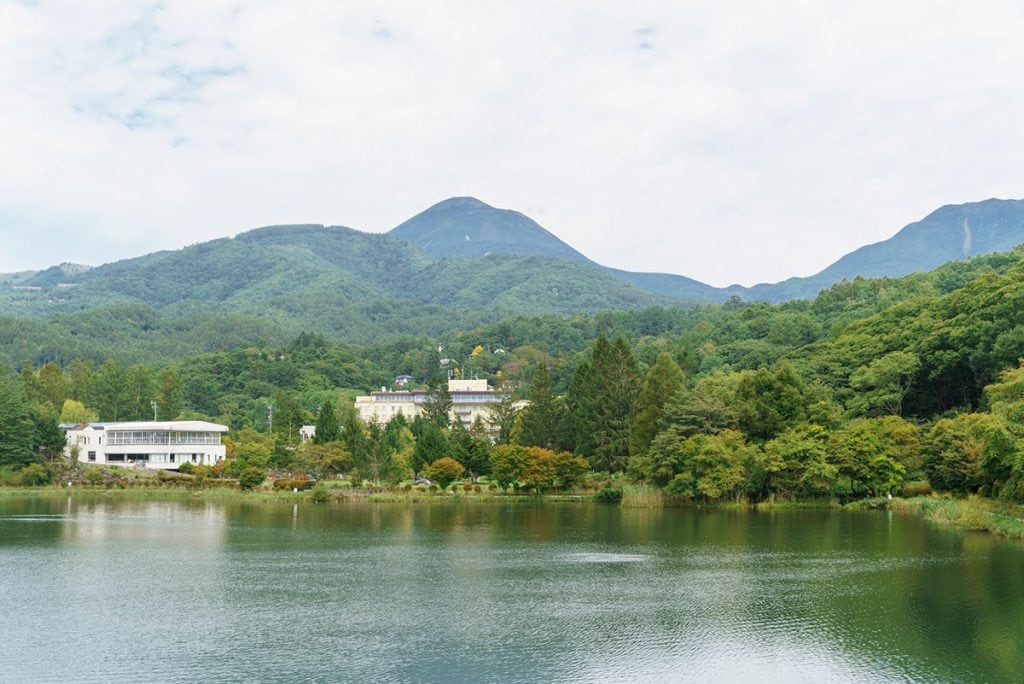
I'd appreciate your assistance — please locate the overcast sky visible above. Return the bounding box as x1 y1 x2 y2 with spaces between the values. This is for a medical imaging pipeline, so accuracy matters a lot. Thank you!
1 1 1022 286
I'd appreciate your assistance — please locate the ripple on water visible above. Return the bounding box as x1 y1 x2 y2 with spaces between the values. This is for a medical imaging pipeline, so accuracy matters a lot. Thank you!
557 552 652 563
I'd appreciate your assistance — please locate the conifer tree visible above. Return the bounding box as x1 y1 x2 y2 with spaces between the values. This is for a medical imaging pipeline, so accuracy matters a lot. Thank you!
313 399 341 444
591 336 640 472
629 352 686 458
518 363 567 451
423 378 453 428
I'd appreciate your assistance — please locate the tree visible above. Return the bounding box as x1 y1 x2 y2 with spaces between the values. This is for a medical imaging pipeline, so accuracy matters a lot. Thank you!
293 440 352 479
155 369 183 420
313 400 341 444
848 351 920 417
425 457 464 490
239 466 266 490
565 359 598 458
410 420 450 475
487 393 520 445
451 419 491 481
763 424 837 498
518 363 567 451
422 379 453 428
922 413 1010 494
629 352 686 457
59 399 98 425
92 360 129 421
734 365 810 442
32 362 68 415
340 404 373 483
0 374 37 469
590 336 640 472
32 412 67 461
490 444 528 491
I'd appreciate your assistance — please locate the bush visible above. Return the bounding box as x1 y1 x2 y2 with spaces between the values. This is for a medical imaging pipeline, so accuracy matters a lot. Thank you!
403 483 413 492
84 468 104 485
902 481 932 497
18 463 52 487
473 484 482 493
310 483 330 503
178 461 195 474
273 479 313 491
239 467 266 490
424 457 465 490
594 486 623 503
463 482 474 492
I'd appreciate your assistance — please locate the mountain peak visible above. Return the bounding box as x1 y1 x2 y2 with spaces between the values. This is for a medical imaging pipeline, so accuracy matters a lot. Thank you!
389 197 593 264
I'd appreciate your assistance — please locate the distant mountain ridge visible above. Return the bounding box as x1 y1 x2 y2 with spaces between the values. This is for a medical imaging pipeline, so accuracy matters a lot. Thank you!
3 197 1024 336
389 196 1024 302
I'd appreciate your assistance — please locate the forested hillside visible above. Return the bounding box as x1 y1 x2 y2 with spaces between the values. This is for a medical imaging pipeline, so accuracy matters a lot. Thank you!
5 245 1024 503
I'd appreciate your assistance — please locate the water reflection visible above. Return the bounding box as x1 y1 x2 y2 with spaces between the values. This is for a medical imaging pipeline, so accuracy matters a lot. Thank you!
0 498 1022 682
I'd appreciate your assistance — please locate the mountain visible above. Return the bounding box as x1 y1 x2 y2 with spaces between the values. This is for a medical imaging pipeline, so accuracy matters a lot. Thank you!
4 195 1024 349
742 198 1024 301
390 196 735 301
390 197 594 264
389 196 1024 303
0 222 668 345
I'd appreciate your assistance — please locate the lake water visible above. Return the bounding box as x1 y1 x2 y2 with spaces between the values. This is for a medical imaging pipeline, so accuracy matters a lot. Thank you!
1 497 1022 683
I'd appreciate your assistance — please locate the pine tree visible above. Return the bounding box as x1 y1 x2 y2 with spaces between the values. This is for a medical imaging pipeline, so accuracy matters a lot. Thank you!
313 399 341 444
0 374 36 468
629 352 686 457
518 363 566 451
591 336 640 472
411 420 450 475
422 378 453 428
565 359 597 458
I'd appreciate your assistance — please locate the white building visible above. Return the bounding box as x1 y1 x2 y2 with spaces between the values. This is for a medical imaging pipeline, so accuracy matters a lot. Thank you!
355 378 513 428
299 425 316 443
62 421 228 470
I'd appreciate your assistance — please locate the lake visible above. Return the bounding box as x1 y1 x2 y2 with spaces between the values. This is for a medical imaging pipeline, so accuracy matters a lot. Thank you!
1 496 1022 682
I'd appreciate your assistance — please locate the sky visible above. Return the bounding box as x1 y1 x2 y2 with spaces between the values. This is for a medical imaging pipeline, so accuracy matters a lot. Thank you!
1 1 1023 287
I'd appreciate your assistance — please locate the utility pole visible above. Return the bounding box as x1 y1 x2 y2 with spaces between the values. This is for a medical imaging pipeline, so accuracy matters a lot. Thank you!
151 400 158 421
268 403 274 434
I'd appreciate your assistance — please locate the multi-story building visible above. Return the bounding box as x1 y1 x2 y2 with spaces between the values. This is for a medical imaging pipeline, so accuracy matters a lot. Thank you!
62 421 228 470
355 378 510 428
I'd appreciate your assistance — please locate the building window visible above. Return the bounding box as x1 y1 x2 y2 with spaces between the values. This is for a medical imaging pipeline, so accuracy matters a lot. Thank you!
170 454 175 463
88 451 96 462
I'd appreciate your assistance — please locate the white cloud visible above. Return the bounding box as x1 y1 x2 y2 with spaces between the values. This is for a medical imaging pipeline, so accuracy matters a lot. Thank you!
1 1 1022 285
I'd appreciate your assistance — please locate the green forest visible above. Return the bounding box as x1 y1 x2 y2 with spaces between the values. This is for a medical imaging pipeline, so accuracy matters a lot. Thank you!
4 244 1024 503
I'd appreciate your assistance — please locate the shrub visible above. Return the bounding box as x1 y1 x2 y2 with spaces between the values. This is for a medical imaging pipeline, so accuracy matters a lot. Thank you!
18 463 52 487
84 468 104 485
429 484 439 493
902 481 932 498
463 482 474 492
239 467 266 490
273 479 314 491
488 483 498 491
473 484 482 493
425 457 465 490
403 483 413 492
310 483 330 502
178 461 195 474
594 487 623 503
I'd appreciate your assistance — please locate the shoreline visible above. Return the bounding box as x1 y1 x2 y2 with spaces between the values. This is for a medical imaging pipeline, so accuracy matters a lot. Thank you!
5 487 1024 542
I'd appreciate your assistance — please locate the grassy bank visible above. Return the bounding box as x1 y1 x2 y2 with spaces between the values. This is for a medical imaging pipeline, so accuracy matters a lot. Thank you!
850 495 1024 541
0 484 599 505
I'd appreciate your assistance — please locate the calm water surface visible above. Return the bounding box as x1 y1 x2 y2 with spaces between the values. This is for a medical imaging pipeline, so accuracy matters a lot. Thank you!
1 497 1023 683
